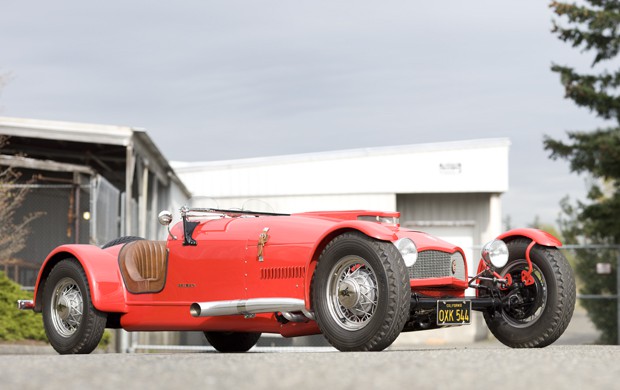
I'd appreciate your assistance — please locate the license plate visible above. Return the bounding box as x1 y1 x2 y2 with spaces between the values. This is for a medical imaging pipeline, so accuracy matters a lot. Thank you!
437 300 471 325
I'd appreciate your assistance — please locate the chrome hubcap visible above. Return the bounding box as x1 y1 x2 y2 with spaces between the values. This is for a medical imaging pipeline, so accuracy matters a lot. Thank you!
327 256 378 330
50 277 83 337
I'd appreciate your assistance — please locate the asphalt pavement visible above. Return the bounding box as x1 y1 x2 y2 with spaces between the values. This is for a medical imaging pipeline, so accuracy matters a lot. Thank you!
0 304 612 390
2 345 619 390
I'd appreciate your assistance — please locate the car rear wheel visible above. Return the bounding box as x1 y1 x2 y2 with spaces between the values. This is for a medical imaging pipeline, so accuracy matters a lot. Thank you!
311 232 409 351
204 332 262 352
42 258 107 354
483 239 576 348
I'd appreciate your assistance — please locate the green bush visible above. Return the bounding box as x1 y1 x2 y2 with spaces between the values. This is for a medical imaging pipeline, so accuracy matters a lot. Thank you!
0 271 113 349
0 271 46 342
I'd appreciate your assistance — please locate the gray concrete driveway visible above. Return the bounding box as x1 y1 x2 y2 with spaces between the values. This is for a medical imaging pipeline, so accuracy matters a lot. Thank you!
2 345 619 390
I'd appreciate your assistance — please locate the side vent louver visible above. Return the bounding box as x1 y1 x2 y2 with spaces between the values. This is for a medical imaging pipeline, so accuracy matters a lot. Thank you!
260 266 305 280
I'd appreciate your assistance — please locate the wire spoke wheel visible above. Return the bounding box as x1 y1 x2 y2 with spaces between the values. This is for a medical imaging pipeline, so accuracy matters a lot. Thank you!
327 256 379 330
50 277 84 337
312 232 409 351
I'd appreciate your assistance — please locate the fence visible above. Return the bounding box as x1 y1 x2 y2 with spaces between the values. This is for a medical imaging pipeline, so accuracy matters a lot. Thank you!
560 244 620 344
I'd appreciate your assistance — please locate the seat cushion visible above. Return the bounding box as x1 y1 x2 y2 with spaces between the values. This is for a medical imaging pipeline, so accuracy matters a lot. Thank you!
118 240 169 294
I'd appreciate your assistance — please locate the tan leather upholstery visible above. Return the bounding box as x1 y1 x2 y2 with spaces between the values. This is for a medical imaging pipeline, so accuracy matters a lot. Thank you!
119 240 169 294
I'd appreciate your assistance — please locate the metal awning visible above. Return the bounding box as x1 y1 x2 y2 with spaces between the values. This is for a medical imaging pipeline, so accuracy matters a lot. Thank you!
0 116 190 197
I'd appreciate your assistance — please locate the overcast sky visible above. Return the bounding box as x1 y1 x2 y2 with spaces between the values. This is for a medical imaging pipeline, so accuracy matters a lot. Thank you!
0 1 611 228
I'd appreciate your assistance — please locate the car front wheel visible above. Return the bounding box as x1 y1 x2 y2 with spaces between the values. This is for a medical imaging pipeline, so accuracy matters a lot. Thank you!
311 232 409 351
483 239 576 348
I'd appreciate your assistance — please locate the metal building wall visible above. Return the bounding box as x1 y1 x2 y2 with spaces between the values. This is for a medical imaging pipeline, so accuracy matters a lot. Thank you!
397 193 494 243
190 193 397 214
175 138 510 200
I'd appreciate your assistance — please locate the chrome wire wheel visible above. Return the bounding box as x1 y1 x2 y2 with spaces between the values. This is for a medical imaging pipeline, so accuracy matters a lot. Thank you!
50 277 84 338
326 255 379 331
312 232 409 351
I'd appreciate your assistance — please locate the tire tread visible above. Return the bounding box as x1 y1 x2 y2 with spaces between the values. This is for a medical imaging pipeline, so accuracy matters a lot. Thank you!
485 239 576 348
311 232 409 351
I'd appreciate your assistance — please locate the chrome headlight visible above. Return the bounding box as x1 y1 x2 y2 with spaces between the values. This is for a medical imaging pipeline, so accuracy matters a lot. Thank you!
481 239 509 268
394 238 418 267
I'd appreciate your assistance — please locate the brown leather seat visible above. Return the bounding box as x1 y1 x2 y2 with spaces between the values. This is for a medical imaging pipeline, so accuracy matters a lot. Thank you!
118 240 169 294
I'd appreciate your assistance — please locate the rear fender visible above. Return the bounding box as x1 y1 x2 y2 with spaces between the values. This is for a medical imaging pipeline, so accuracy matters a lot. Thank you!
33 245 127 313
303 221 398 309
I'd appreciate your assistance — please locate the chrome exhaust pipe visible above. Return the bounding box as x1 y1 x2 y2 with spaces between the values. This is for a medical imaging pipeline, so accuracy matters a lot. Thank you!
17 300 34 310
190 298 306 317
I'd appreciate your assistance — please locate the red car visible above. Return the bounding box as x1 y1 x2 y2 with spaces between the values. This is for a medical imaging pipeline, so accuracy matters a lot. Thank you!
18 207 576 354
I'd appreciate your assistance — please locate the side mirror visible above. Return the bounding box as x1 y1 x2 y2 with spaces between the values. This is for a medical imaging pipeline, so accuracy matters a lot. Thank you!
158 210 176 240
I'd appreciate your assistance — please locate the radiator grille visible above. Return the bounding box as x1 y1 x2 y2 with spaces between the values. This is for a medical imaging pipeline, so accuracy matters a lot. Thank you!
408 250 465 281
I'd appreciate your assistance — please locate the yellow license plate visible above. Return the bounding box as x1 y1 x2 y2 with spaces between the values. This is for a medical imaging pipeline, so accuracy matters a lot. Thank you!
437 300 471 325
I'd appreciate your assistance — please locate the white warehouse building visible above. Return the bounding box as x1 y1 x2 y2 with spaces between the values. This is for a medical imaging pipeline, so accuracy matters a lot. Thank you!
174 138 510 344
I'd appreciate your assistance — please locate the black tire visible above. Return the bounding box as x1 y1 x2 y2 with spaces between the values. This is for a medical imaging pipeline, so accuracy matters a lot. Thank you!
42 258 107 354
204 332 262 352
101 236 144 249
483 238 576 348
311 232 409 352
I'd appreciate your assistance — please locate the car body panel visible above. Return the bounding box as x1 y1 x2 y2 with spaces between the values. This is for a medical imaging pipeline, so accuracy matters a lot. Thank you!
34 244 127 313
497 228 562 247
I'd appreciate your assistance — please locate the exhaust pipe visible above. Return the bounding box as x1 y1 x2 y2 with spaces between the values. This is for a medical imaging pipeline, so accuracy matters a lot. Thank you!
190 298 307 317
17 300 34 310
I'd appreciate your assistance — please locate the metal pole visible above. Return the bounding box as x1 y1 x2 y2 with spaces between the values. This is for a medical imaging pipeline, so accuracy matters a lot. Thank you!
74 183 80 244
119 143 135 354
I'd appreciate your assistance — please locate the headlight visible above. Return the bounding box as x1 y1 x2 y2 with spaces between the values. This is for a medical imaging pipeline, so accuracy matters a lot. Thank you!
394 238 418 267
481 239 509 268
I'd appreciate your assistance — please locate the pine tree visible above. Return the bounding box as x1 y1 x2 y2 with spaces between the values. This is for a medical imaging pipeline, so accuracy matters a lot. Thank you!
546 1 620 344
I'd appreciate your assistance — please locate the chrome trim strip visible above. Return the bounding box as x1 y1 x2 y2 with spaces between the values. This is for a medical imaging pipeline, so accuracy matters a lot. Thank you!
190 298 306 317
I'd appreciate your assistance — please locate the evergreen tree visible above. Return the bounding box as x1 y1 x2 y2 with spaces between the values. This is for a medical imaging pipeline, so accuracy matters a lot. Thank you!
546 1 620 343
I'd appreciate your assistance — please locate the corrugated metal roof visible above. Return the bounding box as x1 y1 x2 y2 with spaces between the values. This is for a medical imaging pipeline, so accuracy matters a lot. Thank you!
0 116 190 197
0 116 135 146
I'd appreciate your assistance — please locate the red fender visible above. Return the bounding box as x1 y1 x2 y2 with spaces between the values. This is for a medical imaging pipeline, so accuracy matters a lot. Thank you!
303 220 398 309
476 228 563 291
329 220 398 242
33 244 128 313
496 228 562 247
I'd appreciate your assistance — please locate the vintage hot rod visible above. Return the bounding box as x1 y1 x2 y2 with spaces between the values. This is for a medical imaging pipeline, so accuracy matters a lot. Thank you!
18 207 576 353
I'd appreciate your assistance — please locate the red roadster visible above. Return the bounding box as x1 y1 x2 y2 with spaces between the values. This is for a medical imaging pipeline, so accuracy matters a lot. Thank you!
18 207 576 353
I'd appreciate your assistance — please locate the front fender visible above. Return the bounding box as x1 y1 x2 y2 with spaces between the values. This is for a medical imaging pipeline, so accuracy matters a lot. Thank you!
34 245 128 313
496 228 562 247
476 228 562 275
303 221 398 309
475 228 563 297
